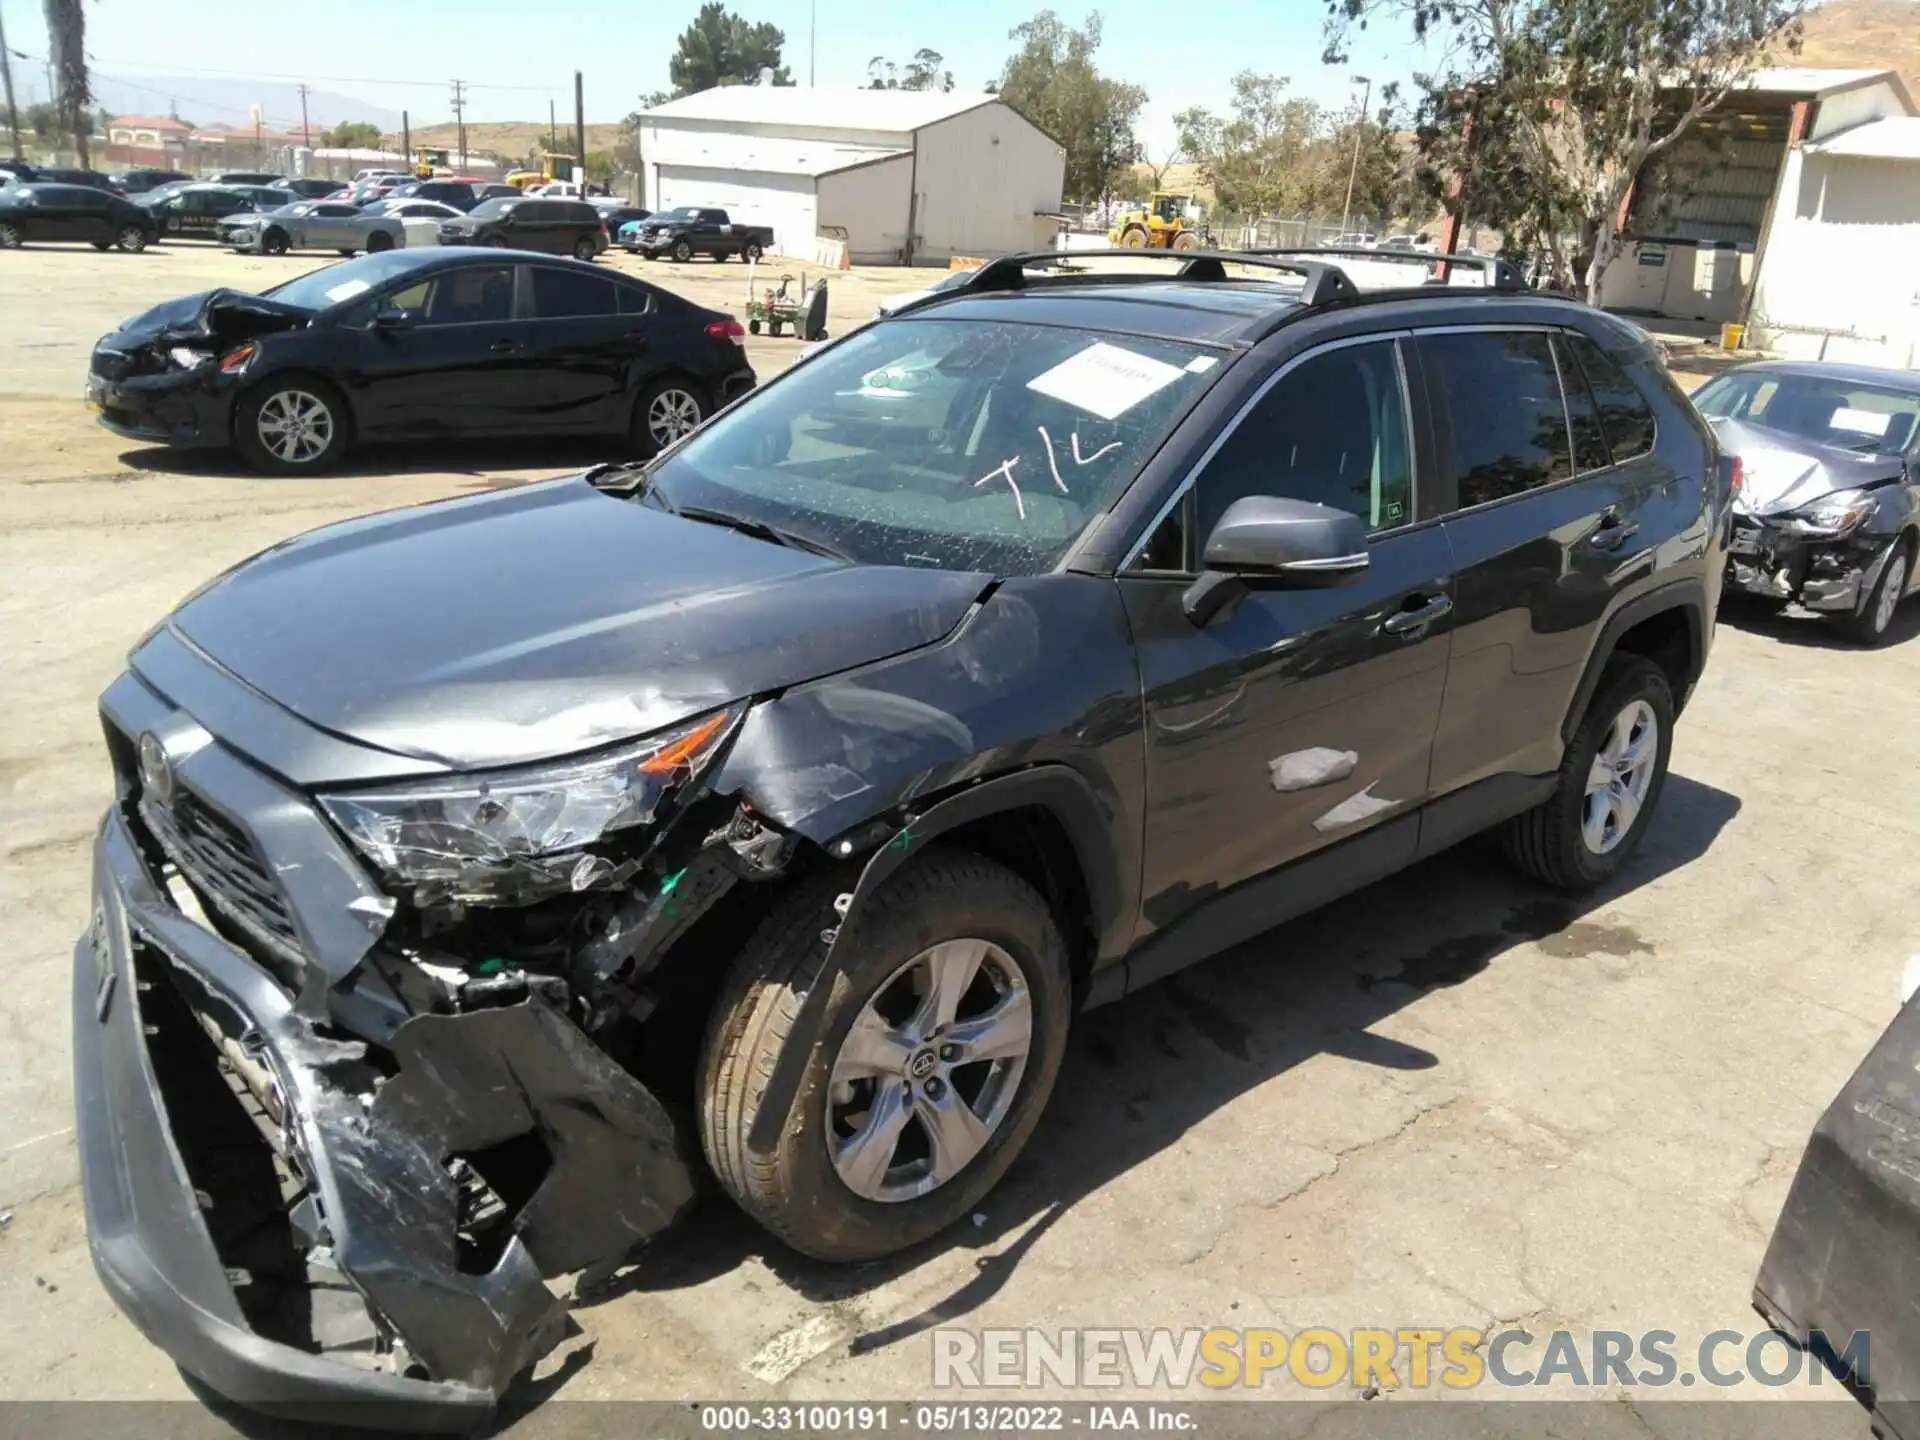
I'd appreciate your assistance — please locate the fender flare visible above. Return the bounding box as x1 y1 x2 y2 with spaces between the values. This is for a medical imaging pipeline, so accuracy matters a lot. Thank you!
1560 578 1707 745
744 764 1126 1156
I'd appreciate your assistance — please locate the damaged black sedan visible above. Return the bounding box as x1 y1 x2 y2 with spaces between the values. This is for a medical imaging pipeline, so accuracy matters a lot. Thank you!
76 252 1725 1425
1693 361 1920 644
86 249 755 474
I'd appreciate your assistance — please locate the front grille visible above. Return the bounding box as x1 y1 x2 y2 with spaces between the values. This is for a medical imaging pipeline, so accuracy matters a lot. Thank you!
140 788 303 970
90 347 155 382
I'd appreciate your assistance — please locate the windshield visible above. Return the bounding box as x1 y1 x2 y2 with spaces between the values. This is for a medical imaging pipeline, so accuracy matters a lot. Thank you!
1695 371 1920 456
263 251 431 311
661 207 699 222
646 319 1223 575
469 198 517 219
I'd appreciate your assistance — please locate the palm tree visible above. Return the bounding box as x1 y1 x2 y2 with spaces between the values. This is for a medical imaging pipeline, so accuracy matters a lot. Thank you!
42 0 90 166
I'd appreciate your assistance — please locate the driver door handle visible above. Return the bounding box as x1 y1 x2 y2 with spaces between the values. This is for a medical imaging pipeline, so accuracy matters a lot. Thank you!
1382 593 1453 635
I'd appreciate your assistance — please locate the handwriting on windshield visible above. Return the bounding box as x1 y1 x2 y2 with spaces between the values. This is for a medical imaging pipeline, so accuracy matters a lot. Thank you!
973 457 1026 519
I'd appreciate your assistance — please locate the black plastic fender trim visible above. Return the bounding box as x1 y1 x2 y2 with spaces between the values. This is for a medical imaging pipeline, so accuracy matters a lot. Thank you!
743 765 1129 1157
1559 578 1706 744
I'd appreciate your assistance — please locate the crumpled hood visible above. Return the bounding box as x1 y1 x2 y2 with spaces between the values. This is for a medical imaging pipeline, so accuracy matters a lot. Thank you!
105 288 312 349
153 478 990 770
1711 417 1907 517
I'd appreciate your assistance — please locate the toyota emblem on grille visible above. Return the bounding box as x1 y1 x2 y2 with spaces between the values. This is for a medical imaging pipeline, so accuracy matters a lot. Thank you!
138 731 175 805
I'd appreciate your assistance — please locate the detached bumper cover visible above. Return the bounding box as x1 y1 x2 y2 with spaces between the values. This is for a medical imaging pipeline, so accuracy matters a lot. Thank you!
1755 996 1920 1437
76 803 697 1423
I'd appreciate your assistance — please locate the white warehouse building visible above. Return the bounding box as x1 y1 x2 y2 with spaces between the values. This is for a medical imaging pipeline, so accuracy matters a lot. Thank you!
635 88 1065 266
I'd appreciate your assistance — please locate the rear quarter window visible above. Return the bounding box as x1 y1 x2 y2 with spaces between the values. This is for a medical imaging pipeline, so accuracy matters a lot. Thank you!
1565 332 1657 462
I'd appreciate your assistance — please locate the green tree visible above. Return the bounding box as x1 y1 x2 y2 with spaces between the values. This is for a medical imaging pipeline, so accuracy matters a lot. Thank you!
321 120 384 149
868 49 955 91
996 11 1145 203
668 3 793 95
42 0 90 164
1174 73 1322 219
1326 0 1808 300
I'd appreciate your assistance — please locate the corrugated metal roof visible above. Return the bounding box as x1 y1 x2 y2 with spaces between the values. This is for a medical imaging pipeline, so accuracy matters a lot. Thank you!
1806 116 1920 159
646 133 908 177
1739 67 1898 98
642 86 997 133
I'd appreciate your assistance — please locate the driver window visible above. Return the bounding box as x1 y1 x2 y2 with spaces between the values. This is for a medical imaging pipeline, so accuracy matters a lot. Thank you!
412 266 515 325
1192 341 1413 547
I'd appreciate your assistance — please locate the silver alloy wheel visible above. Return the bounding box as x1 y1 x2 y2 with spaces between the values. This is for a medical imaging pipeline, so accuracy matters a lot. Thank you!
255 389 335 465
825 938 1033 1203
0 222 19 248
1872 551 1908 636
646 388 702 445
117 225 145 252
1582 698 1658 855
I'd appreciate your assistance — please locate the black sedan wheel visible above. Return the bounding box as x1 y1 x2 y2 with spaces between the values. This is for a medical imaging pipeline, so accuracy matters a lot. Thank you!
235 378 349 476
0 222 21 249
116 225 148 253
262 229 290 256
631 378 706 457
672 239 693 263
573 235 597 261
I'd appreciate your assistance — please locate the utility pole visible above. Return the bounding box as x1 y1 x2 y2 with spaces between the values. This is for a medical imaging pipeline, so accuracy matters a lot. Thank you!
450 78 467 169
548 98 556 155
401 109 411 169
1340 74 1372 237
574 71 585 187
298 83 311 148
809 0 816 86
0 7 23 161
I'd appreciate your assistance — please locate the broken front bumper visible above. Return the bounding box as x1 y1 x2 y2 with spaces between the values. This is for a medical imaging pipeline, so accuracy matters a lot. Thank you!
1725 515 1892 613
76 801 696 1427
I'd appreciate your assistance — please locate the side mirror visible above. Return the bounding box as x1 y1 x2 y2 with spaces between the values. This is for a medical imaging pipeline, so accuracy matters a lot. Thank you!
372 308 414 332
1184 495 1370 625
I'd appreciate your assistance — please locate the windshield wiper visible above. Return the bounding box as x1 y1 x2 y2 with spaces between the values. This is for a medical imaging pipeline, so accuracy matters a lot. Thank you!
672 504 853 561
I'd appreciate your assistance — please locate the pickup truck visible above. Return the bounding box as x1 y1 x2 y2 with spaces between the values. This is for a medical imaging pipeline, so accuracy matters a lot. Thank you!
626 206 772 262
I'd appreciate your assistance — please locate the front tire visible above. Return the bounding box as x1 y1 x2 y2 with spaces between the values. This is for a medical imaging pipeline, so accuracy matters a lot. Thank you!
672 239 693 263
700 849 1072 1262
365 230 394 253
263 229 290 256
116 225 148 253
234 377 350 476
1501 656 1674 890
1838 538 1911 646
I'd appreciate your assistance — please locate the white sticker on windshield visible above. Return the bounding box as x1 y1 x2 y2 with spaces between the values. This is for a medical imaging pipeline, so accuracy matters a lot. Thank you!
324 278 372 303
1026 342 1186 420
1185 356 1220 373
1831 406 1892 437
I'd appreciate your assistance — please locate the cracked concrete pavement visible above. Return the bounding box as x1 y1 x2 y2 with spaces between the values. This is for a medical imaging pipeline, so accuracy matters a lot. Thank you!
0 244 1909 1430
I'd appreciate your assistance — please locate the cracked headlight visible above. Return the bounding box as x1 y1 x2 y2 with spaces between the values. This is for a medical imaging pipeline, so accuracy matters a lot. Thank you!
1788 488 1876 538
317 706 740 902
168 346 214 369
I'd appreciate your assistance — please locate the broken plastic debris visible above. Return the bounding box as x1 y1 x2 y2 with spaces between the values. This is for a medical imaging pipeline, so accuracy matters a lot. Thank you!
1313 782 1400 833
1268 747 1358 793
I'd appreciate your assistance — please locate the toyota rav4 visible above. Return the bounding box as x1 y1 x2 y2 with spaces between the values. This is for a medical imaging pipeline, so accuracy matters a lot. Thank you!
74 249 1730 1424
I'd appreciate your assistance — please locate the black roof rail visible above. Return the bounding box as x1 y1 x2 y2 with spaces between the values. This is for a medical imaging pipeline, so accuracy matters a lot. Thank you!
953 247 1360 308
1243 245 1525 292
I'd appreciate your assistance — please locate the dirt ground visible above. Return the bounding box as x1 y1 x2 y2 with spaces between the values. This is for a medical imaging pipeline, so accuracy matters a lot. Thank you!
0 241 1909 1433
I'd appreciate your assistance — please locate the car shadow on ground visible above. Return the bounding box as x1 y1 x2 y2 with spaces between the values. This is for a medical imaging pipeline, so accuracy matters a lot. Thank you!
1717 591 1920 650
115 435 630 483
578 772 1742 1349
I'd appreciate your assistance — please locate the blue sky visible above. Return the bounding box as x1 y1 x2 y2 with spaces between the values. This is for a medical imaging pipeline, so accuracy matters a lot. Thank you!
1 0 1430 151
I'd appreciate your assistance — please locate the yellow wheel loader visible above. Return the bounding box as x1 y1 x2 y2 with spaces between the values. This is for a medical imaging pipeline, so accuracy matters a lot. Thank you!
1109 191 1204 250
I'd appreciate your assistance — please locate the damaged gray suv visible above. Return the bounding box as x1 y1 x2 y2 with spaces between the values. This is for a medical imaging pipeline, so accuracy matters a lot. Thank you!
75 249 1730 1424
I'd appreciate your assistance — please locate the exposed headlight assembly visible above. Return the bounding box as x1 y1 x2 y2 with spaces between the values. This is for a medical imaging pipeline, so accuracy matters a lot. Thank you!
168 346 213 369
1788 488 1876 538
318 706 741 905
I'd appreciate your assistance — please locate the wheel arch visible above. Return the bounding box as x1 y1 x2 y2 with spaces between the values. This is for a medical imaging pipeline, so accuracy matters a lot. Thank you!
1560 579 1705 745
741 765 1129 1157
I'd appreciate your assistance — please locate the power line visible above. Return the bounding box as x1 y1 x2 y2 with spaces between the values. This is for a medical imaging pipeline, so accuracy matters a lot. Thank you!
81 58 566 94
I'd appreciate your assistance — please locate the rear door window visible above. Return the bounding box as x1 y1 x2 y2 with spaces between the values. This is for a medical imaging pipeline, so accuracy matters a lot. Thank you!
616 285 654 316
1564 332 1657 462
1419 330 1574 507
530 266 619 318
1553 334 1610 474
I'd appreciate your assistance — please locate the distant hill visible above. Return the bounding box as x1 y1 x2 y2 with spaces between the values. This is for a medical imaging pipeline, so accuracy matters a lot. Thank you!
409 120 630 163
1794 0 1920 100
93 76 401 136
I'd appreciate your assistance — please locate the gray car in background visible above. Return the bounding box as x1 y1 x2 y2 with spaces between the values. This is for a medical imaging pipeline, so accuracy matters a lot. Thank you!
221 200 406 257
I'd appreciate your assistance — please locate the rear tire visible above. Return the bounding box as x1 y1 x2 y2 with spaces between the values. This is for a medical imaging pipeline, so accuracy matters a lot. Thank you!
336 248 356 257
1501 656 1674 891
234 376 350 477
573 235 597 261
629 377 708 457
700 849 1072 1262
0 222 22 249
742 241 764 263
1838 537 1912 646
